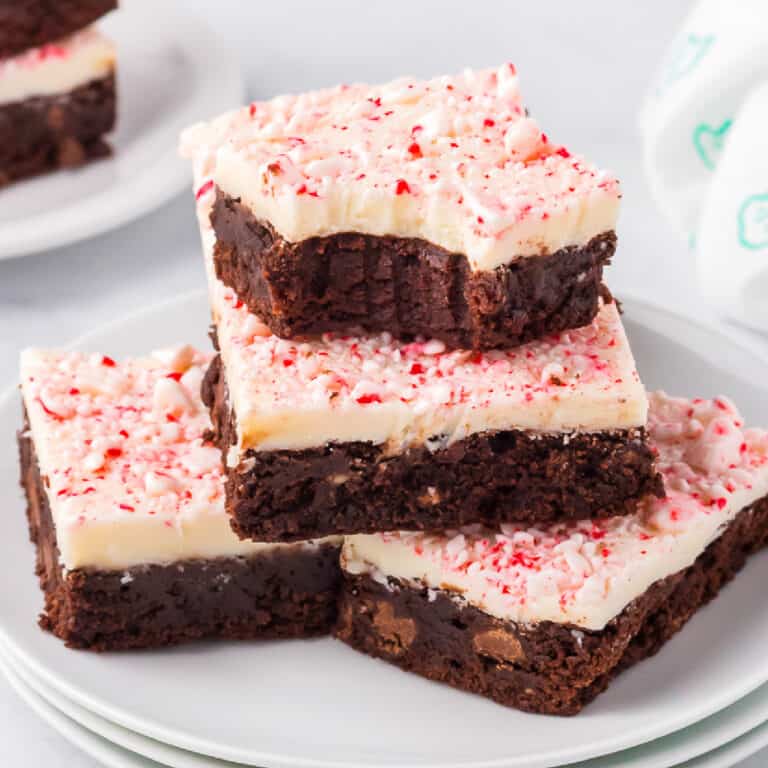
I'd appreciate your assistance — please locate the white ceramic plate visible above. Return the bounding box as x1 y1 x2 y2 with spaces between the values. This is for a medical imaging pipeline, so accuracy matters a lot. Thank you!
0 2 243 260
1 293 768 768
4 636 768 768
5 652 768 768
0 651 158 768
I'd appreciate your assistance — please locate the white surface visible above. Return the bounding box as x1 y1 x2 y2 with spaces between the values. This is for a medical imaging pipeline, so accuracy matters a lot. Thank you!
2 294 768 768
4 638 768 768
1 2 767 767
0 1 244 260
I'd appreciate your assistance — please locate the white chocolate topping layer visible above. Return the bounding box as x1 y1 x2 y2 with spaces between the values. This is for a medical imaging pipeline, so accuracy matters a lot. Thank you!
181 65 620 272
343 392 768 631
19 348 337 571
0 27 115 106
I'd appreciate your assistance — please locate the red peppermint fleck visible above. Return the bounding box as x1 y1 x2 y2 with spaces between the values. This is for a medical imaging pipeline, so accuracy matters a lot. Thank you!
589 526 606 540
106 448 122 459
716 497 727 509
282 359 294 367
249 103 257 117
101 355 116 367
409 363 425 375
82 487 96 495
166 372 183 382
296 184 308 195
57 488 70 497
410 124 423 136
69 387 80 395
407 142 422 159
118 503 135 512
601 547 611 558
37 44 67 61
195 179 214 200
556 147 571 158
740 442 748 453
36 397 66 421
483 118 495 128
449 141 459 148
541 133 548 143
119 430 129 438
166 413 178 423
356 394 382 405
395 179 411 195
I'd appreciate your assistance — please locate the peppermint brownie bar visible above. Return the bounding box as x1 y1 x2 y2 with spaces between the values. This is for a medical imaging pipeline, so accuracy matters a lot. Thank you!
0 0 116 58
0 26 116 186
337 392 768 714
181 65 620 349
198 204 662 541
18 347 341 651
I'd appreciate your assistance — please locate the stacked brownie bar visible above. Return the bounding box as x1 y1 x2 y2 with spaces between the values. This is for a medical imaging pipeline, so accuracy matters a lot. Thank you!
18 347 340 650
0 0 117 186
338 392 768 714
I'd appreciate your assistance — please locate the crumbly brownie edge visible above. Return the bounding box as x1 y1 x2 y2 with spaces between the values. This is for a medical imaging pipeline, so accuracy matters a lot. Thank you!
210 188 616 350
0 74 116 188
17 416 342 652
0 0 116 58
202 354 664 542
335 494 768 715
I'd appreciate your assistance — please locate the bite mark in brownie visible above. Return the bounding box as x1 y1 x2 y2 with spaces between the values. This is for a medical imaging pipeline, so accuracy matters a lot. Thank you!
211 189 615 350
0 0 116 58
0 74 115 187
336 495 768 715
182 65 621 348
203 354 663 542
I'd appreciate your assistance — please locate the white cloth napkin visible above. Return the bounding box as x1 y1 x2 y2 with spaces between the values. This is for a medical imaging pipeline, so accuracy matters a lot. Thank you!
642 0 768 332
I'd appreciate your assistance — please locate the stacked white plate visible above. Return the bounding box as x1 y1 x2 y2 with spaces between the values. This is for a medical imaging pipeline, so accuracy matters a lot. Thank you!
2 293 768 768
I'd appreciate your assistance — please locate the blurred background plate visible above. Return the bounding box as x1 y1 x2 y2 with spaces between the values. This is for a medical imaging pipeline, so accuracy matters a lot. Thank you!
0 1 244 260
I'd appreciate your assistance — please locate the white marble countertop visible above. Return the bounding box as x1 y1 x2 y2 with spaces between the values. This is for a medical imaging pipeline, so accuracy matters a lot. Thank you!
1 1 766 765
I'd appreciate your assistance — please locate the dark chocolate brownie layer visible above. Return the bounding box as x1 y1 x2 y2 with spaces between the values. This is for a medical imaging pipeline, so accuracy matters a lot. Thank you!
0 74 115 188
211 188 616 350
18 425 341 652
0 0 116 58
336 495 768 715
203 354 664 542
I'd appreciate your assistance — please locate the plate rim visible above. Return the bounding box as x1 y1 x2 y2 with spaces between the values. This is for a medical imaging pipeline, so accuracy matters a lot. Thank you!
4 636 768 768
